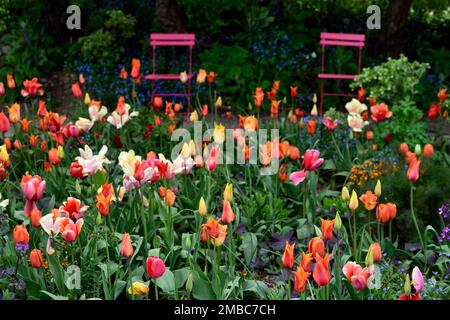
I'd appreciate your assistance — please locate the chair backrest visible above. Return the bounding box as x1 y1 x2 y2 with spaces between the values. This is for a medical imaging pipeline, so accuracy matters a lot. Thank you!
320 32 365 48
150 33 196 47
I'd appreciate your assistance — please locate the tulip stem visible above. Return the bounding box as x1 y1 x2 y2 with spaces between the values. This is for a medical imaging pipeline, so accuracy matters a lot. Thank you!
287 270 291 300
410 182 425 262
154 280 159 300
352 210 357 258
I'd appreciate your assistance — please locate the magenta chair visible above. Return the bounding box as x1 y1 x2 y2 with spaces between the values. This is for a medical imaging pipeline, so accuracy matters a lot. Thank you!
145 33 195 114
318 32 365 115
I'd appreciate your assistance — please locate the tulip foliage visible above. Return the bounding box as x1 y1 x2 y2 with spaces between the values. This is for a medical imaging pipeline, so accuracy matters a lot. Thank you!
0 69 448 301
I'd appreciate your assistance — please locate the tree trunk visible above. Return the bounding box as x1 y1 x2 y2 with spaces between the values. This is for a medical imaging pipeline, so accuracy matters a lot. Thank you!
375 0 413 58
155 0 187 33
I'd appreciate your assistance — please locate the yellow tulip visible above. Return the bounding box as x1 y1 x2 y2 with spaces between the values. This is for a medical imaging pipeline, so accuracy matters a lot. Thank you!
215 96 222 109
374 179 381 197
223 183 233 202
0 144 9 163
128 281 149 296
84 93 91 105
198 196 207 216
213 124 225 144
181 142 191 160
341 186 350 201
349 190 359 211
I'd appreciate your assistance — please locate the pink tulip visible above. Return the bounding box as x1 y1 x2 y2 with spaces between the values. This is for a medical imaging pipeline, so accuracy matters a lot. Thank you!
205 146 220 172
146 256 166 279
57 217 83 242
302 149 324 171
20 173 46 217
342 261 369 291
406 158 421 181
412 266 423 293
289 169 307 186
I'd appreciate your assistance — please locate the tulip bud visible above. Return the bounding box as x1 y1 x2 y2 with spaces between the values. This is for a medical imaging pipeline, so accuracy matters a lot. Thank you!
223 183 233 202
365 248 374 267
182 233 192 251
313 93 317 104
198 196 207 216
349 190 359 211
374 179 381 197
314 225 322 238
341 186 350 201
75 179 81 194
96 212 102 225
334 212 342 231
423 144 434 159
84 93 91 105
215 96 222 109
404 274 411 296
57 145 64 159
186 273 194 294
414 144 421 156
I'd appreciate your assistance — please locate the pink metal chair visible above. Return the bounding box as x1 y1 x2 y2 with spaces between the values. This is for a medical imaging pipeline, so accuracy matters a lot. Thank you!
318 32 365 115
145 33 195 113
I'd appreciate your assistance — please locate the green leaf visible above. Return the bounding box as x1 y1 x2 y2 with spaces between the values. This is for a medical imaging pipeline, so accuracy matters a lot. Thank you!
156 269 176 293
240 232 258 265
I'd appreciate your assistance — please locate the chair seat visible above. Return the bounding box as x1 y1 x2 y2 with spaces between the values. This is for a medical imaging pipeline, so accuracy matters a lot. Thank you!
318 73 356 80
145 74 193 80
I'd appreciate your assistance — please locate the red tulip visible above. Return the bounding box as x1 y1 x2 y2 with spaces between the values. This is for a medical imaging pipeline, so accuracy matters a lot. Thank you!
290 86 298 98
131 58 141 79
59 197 89 220
407 158 421 181
308 237 324 258
70 161 85 179
72 83 82 98
0 112 10 133
428 104 441 120
370 103 392 122
313 253 332 286
146 256 166 279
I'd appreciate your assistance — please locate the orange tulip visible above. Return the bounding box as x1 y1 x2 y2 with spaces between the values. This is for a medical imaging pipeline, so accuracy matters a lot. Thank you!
293 266 310 293
207 71 216 84
320 218 335 241
404 150 416 164
8 103 21 123
30 206 42 227
437 88 448 104
7 74 15 88
300 251 313 272
96 193 110 217
221 199 235 224
313 253 332 286
37 100 47 117
120 67 128 79
30 249 44 268
288 146 300 161
359 190 378 211
368 242 382 263
376 203 396 223
281 240 295 269
399 143 409 155
243 116 258 132
120 233 134 258
48 148 61 165
13 225 29 247
159 187 176 206
423 144 434 159
270 100 281 118
307 119 316 136
13 139 22 150
153 97 163 110
20 118 32 133
308 237 324 258
131 58 141 79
